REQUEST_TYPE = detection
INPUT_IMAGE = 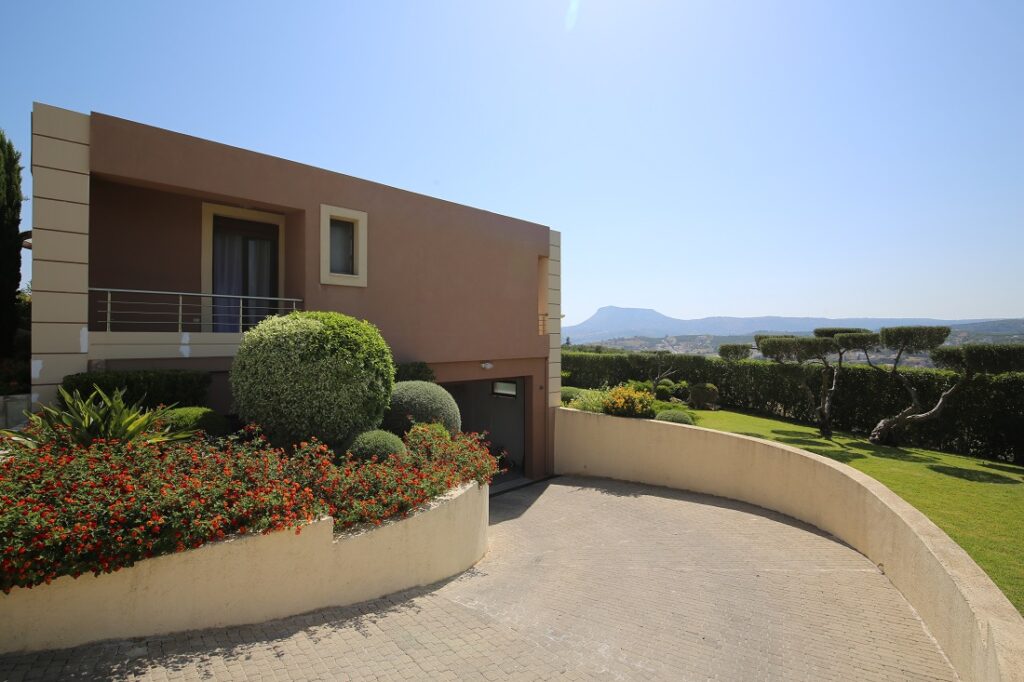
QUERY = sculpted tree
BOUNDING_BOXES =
[755,328,867,439]
[718,343,751,362]
[841,326,1024,444]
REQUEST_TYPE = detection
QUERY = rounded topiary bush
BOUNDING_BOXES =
[349,429,407,460]
[655,409,695,425]
[688,383,720,410]
[230,311,395,446]
[561,386,583,404]
[382,381,461,435]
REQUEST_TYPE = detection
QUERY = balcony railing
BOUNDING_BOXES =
[89,288,303,333]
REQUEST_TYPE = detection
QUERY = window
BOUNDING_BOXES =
[492,381,518,398]
[320,204,368,287]
[330,219,355,275]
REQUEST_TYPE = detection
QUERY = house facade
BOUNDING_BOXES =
[29,103,562,478]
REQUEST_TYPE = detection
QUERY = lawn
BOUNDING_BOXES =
[691,408,1024,614]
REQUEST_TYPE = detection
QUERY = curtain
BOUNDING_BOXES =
[213,230,244,332]
[246,238,274,326]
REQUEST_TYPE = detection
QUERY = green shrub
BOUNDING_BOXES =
[880,326,950,352]
[2,385,194,448]
[567,388,606,413]
[654,380,675,401]
[655,409,695,425]
[672,380,689,401]
[61,369,210,409]
[395,361,436,383]
[230,311,395,446]
[561,386,583,404]
[602,385,655,418]
[718,344,752,362]
[162,406,230,437]
[688,383,720,409]
[382,380,461,435]
[349,429,407,460]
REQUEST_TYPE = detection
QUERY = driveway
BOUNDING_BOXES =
[0,477,956,680]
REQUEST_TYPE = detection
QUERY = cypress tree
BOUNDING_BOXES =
[0,130,23,357]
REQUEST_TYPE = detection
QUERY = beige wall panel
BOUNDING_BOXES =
[31,229,88,264]
[88,331,242,346]
[32,261,88,294]
[549,347,561,365]
[32,324,89,354]
[33,198,89,234]
[32,103,90,144]
[31,292,88,323]
[548,273,560,291]
[31,354,89,387]
[548,302,560,319]
[88,344,240,361]
[547,361,561,381]
[549,230,561,246]
[549,259,560,276]
[549,333,561,350]
[32,167,89,204]
[547,287,561,306]
[549,244,561,261]
[32,135,89,173]
[31,385,58,408]
[547,317,561,336]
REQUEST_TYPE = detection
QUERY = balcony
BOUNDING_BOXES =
[89,288,303,334]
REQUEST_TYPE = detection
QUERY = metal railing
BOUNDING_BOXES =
[89,288,303,333]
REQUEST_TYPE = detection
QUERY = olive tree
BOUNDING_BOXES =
[755,328,867,438]
[846,326,1024,444]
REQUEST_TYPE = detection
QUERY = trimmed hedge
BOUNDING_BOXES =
[230,311,395,447]
[382,381,461,435]
[349,429,407,460]
[61,370,210,409]
[562,350,1024,461]
[395,361,436,383]
[655,409,694,425]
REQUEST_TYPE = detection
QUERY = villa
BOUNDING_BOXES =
[28,102,562,479]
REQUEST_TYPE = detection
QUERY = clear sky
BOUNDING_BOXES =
[3,1,1022,325]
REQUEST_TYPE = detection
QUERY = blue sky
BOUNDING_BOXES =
[4,1,1022,325]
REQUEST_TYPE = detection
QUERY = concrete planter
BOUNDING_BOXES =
[0,482,489,654]
[0,394,30,429]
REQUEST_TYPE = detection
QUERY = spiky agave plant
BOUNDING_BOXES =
[0,384,195,448]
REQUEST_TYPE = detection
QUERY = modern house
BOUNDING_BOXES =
[28,103,562,478]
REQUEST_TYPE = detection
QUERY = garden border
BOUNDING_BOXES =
[0,482,488,654]
[554,408,1024,682]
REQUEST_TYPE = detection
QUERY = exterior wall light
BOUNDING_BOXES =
[481,361,494,370]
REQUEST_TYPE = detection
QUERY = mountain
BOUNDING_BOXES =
[563,306,1011,344]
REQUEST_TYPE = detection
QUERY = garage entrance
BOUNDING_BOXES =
[443,378,526,485]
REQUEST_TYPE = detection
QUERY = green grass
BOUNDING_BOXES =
[691,408,1024,614]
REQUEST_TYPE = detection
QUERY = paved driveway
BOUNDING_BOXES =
[0,477,957,680]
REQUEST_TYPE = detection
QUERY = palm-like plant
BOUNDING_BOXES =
[0,385,195,448]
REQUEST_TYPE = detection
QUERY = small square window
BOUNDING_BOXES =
[320,204,368,287]
[330,219,355,275]
[492,381,517,398]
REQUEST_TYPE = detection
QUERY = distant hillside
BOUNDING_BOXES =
[563,306,1010,344]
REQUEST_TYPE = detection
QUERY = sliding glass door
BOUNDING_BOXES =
[212,216,278,332]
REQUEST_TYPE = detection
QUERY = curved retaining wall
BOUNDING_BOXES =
[0,482,488,654]
[554,408,1024,682]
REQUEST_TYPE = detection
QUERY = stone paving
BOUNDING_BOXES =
[0,477,957,681]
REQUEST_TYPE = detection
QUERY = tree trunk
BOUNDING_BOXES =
[801,379,832,439]
[869,375,966,445]
[820,365,839,440]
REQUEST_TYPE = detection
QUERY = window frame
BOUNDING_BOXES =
[319,204,368,287]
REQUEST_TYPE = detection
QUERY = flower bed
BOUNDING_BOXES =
[0,425,497,593]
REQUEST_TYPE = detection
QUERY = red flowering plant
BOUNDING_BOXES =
[291,423,498,530]
[0,428,323,593]
[0,423,498,592]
